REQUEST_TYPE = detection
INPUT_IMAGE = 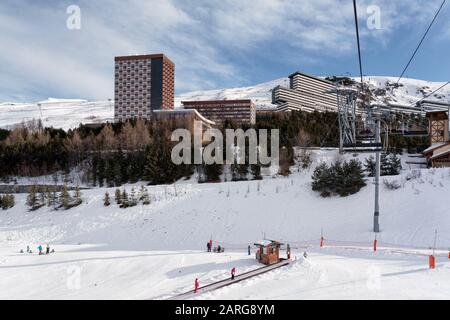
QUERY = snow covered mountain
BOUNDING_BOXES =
[1,76,449,130]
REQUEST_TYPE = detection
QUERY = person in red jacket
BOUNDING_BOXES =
[231,267,236,280]
[194,278,199,293]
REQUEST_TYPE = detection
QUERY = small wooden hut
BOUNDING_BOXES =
[254,240,283,265]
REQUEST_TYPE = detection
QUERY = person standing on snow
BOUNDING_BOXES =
[248,245,251,255]
[46,244,50,255]
[206,242,211,252]
[231,267,236,280]
[37,245,43,255]
[194,278,199,293]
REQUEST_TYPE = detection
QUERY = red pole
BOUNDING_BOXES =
[320,236,324,248]
[429,255,435,269]
[373,239,377,252]
[194,278,199,293]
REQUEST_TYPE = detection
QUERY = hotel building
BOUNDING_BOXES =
[182,99,256,126]
[114,54,175,121]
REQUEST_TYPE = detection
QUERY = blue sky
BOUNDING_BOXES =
[0,0,449,102]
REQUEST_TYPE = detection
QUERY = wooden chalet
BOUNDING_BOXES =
[423,111,450,167]
[254,240,283,265]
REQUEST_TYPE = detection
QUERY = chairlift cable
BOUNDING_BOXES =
[396,0,447,85]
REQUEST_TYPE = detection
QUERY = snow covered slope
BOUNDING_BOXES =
[1,76,449,130]
[0,98,114,130]
[1,150,449,250]
[0,150,449,299]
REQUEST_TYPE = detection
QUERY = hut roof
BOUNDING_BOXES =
[254,239,283,247]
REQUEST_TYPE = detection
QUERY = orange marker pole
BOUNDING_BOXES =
[429,255,435,269]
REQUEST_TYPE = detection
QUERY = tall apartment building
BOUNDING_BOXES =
[114,54,174,121]
[272,72,337,113]
[182,99,256,125]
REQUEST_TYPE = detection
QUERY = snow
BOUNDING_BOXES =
[0,149,449,299]
[2,76,449,130]
[254,240,274,246]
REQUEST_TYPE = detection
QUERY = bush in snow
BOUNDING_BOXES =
[103,192,110,206]
[312,159,366,197]
[383,179,401,190]
[115,188,121,205]
[26,185,44,211]
[0,194,15,210]
[365,153,402,177]
[299,149,313,170]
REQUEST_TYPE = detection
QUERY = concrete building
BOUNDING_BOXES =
[182,99,256,125]
[114,54,174,121]
[272,72,338,113]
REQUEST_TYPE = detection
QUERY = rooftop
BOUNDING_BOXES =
[114,53,174,66]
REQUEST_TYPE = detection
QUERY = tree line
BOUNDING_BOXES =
[0,111,426,186]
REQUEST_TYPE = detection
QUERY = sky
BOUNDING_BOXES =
[0,0,449,102]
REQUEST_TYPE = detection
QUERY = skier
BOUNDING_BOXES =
[217,245,221,253]
[26,245,30,253]
[231,267,236,280]
[194,278,199,293]
[46,244,50,255]
[248,245,251,255]
[37,245,43,255]
[206,241,211,252]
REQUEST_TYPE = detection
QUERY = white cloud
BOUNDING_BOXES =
[0,0,446,101]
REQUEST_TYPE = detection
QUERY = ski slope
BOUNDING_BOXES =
[0,150,449,299]
[1,76,449,130]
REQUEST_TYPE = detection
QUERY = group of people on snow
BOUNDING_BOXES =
[206,240,224,253]
[20,244,54,255]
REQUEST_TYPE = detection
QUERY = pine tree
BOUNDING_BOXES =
[138,185,146,201]
[250,163,262,180]
[38,191,46,208]
[144,144,160,184]
[0,194,13,210]
[103,191,111,206]
[105,159,115,187]
[120,189,129,208]
[380,153,390,176]
[73,185,82,206]
[141,187,150,205]
[6,194,15,209]
[364,155,376,177]
[26,185,40,210]
[311,163,331,197]
[387,153,402,176]
[59,185,71,209]
[203,163,223,182]
[129,187,138,207]
[115,188,121,205]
